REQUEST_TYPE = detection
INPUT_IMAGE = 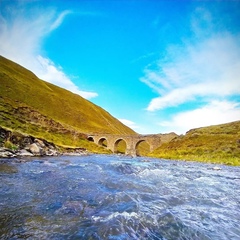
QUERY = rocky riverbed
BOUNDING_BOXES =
[0,126,88,158]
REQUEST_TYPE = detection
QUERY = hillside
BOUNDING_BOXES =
[0,56,136,151]
[149,121,240,166]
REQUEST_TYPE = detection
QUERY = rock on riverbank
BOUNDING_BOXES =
[0,126,88,158]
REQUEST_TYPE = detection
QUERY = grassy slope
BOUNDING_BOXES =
[0,56,136,151]
[149,121,240,166]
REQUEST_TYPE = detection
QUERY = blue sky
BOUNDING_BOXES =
[0,0,240,134]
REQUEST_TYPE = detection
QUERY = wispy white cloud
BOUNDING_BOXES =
[49,10,72,31]
[158,100,240,134]
[37,56,98,98]
[141,7,240,133]
[0,2,98,99]
[118,118,140,130]
[141,33,240,111]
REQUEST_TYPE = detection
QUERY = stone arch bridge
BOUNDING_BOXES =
[87,133,176,156]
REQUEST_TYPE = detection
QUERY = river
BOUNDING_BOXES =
[0,155,239,239]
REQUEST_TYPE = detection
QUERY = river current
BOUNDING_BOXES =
[0,154,239,239]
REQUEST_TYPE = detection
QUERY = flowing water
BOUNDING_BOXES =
[0,155,240,240]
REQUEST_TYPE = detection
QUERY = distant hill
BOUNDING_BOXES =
[149,121,240,166]
[0,56,136,151]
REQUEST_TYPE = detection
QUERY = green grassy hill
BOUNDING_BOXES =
[149,121,240,166]
[0,56,136,151]
[1,55,239,163]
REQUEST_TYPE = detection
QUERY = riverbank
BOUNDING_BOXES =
[0,126,89,158]
[0,146,89,158]
[1,124,239,166]
[149,121,240,166]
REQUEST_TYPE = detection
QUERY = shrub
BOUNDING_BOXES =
[4,140,18,150]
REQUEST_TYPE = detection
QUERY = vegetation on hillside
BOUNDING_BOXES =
[149,121,240,166]
[0,56,136,152]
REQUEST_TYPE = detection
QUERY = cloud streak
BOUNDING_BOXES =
[37,56,98,98]
[159,100,240,134]
[141,6,240,133]
[0,2,98,99]
[141,33,240,111]
[49,10,72,31]
[118,119,140,131]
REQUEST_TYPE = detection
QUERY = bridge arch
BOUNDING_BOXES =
[114,138,127,154]
[87,136,94,142]
[98,138,108,147]
[135,140,150,156]
[135,139,147,148]
[86,133,175,157]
